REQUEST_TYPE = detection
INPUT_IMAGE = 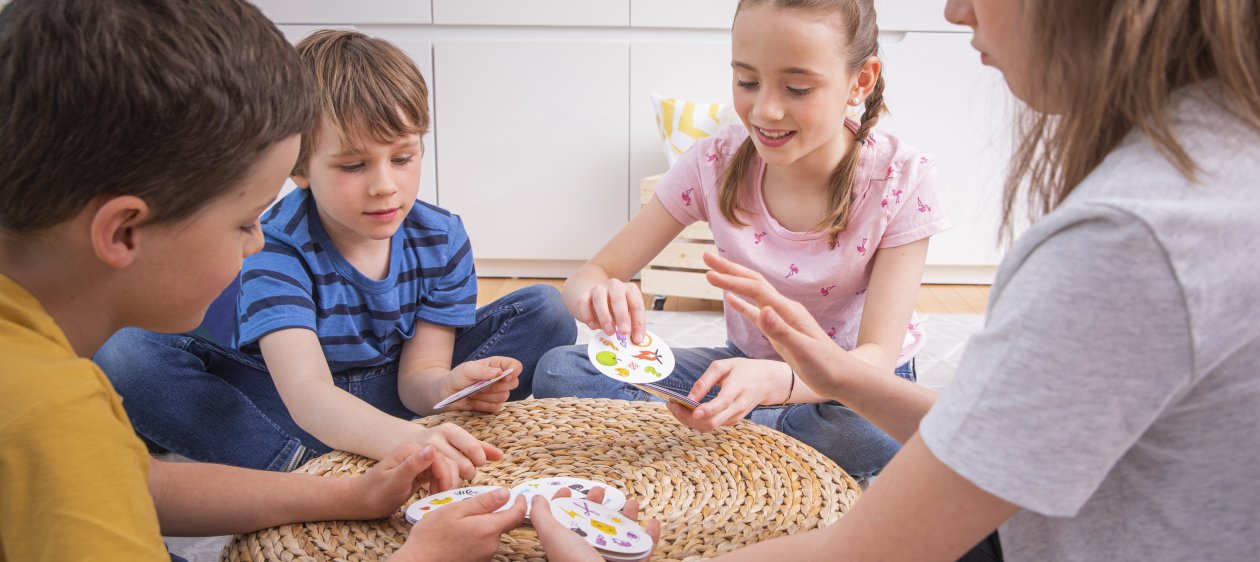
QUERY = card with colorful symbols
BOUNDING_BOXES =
[510,477,627,519]
[586,330,675,384]
[548,496,653,560]
[404,486,503,523]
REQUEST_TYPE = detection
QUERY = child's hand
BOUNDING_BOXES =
[411,424,504,483]
[573,278,647,345]
[532,487,660,562]
[667,358,788,432]
[442,356,523,413]
[351,444,459,519]
[702,252,850,398]
[396,487,526,562]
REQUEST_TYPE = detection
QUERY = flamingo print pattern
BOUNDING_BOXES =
[754,231,767,244]
[886,165,898,180]
[826,327,837,340]
[917,197,932,213]
[857,238,868,256]
[786,264,799,279]
[705,152,718,163]
[820,285,836,296]
[681,188,694,207]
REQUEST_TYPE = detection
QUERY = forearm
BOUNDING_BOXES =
[398,366,449,415]
[286,381,422,460]
[826,358,937,443]
[148,459,369,536]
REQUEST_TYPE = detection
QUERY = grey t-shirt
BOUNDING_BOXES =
[919,83,1260,561]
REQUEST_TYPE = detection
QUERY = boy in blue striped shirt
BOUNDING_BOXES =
[96,30,577,476]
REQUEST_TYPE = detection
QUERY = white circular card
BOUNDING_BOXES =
[511,477,627,519]
[585,330,675,384]
[549,496,653,555]
[404,486,501,523]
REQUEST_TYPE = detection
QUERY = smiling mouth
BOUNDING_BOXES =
[754,126,797,146]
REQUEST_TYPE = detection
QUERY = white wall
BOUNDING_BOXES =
[254,0,1013,283]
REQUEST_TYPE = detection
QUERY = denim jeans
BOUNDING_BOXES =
[532,341,915,480]
[95,284,576,471]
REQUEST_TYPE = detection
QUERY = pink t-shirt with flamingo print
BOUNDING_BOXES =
[655,123,952,364]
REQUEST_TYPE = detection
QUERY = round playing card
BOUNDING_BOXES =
[586,330,675,384]
[404,486,501,523]
[511,477,627,518]
[549,497,652,556]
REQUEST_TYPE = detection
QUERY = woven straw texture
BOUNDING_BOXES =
[222,398,860,561]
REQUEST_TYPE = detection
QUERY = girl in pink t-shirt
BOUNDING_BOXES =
[533,0,951,479]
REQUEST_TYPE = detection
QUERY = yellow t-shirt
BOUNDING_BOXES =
[0,274,167,562]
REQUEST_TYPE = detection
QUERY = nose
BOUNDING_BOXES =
[244,221,264,257]
[751,89,785,125]
[367,161,399,198]
[943,0,976,28]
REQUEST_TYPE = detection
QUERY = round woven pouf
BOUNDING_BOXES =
[222,398,860,562]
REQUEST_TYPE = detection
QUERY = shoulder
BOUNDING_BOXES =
[259,188,315,241]
[403,200,466,238]
[1,355,118,435]
[865,128,937,185]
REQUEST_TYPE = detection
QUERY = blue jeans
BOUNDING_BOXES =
[532,342,915,480]
[95,285,576,471]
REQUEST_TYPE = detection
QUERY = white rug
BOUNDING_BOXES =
[168,312,984,560]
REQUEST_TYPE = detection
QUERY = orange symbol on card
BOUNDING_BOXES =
[632,349,664,364]
[430,498,453,506]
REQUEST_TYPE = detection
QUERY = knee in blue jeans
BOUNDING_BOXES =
[514,284,577,347]
[94,328,182,392]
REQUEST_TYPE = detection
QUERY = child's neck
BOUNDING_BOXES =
[0,231,122,357]
[761,128,857,232]
[324,226,394,281]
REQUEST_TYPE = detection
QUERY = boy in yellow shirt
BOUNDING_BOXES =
[0,0,529,560]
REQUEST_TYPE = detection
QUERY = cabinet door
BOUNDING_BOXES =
[629,41,732,215]
[630,0,737,29]
[878,31,1015,267]
[876,0,967,33]
[434,41,630,261]
[254,0,432,24]
[433,0,627,26]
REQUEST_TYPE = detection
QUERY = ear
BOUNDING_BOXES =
[89,195,152,269]
[852,56,882,101]
[290,171,311,190]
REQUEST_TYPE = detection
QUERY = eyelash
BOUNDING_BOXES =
[338,155,415,173]
[736,80,812,96]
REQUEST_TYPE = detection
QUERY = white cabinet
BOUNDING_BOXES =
[877,32,1014,275]
[253,0,432,24]
[433,41,629,262]
[629,41,732,215]
[433,0,627,26]
[630,0,737,29]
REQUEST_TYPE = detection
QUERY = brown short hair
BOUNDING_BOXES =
[0,0,315,233]
[292,30,431,175]
[1003,0,1260,241]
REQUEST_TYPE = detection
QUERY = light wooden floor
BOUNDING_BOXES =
[477,278,990,314]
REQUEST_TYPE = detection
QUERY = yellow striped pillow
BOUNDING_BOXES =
[651,93,727,166]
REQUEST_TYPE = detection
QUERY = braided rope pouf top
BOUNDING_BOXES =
[222,398,860,562]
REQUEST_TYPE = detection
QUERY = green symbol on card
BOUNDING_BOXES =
[596,351,619,366]
[645,366,663,378]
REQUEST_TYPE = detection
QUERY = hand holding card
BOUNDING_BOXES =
[531,490,660,562]
[433,365,511,413]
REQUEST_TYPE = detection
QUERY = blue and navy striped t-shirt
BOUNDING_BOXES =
[233,188,478,373]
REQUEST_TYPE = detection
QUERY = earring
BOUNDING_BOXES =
[850,97,862,106]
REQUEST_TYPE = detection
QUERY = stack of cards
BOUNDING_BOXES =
[549,496,654,561]
[404,485,501,523]
[586,330,697,410]
[433,368,514,410]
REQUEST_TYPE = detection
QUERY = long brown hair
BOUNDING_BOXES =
[1003,0,1260,241]
[721,0,888,248]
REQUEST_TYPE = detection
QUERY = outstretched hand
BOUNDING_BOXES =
[702,251,860,399]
